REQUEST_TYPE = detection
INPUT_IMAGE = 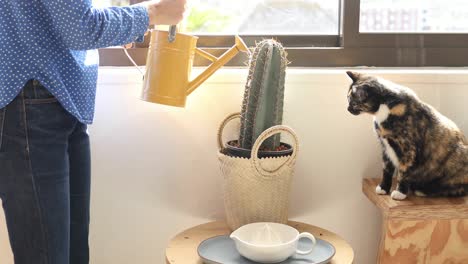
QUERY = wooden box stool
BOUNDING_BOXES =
[363,178,468,264]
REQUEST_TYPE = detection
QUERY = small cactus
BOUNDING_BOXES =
[239,39,287,150]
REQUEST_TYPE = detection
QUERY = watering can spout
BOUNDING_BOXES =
[186,36,249,95]
[141,31,249,107]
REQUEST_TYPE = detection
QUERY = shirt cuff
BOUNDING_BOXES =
[132,5,150,43]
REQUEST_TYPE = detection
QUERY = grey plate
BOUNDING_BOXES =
[198,235,336,264]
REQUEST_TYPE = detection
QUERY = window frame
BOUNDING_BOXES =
[99,0,468,67]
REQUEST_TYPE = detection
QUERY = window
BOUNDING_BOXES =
[95,0,468,67]
[185,0,339,35]
[360,0,468,33]
[94,0,340,34]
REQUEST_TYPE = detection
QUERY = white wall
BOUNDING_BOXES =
[0,68,467,264]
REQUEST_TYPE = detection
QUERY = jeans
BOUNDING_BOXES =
[0,80,91,264]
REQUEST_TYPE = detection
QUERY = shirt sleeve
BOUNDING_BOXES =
[41,0,149,50]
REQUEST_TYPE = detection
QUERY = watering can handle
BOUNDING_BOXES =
[123,46,145,75]
[123,25,178,75]
[168,25,177,42]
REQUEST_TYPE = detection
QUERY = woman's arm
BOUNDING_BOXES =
[41,0,185,50]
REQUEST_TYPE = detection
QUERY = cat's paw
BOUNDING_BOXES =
[391,190,407,200]
[375,185,387,195]
[414,190,427,197]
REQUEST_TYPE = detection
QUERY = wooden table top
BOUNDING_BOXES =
[166,221,354,264]
[363,178,468,219]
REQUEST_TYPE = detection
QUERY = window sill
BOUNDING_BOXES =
[97,66,468,86]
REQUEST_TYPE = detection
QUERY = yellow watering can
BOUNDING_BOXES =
[138,28,249,107]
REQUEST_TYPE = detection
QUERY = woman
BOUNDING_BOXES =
[0,0,185,263]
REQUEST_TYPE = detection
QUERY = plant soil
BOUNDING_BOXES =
[228,141,290,152]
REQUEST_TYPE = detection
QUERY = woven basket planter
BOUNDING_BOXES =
[217,113,299,230]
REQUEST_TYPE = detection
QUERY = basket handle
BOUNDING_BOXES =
[251,125,299,177]
[217,112,241,150]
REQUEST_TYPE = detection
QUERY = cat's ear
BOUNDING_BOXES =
[346,71,362,82]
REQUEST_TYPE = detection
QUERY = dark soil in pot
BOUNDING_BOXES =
[221,140,293,158]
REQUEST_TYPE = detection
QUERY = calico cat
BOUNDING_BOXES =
[346,71,468,200]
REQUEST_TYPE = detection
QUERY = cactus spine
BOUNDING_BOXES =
[239,39,287,150]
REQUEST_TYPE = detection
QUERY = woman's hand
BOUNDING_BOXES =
[139,0,187,25]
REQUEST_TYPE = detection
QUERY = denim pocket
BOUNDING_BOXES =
[0,107,5,151]
[24,84,58,104]
[25,97,58,104]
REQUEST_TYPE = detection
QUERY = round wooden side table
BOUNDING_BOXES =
[166,221,354,264]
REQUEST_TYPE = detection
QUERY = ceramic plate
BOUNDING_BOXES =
[198,235,336,264]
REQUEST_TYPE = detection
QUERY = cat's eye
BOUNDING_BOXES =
[355,89,367,101]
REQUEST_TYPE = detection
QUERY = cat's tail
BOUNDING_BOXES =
[448,185,467,197]
[461,164,468,185]
[414,182,467,197]
[455,150,468,185]
[428,185,467,197]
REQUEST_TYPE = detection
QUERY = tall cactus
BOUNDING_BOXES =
[239,39,287,150]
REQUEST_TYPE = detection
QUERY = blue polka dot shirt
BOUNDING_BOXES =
[0,1,149,124]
